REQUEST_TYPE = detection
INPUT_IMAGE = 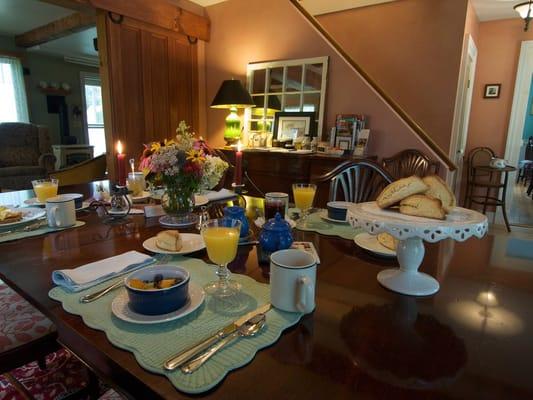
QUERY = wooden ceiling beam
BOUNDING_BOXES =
[37,0,94,14]
[89,0,210,42]
[15,12,96,48]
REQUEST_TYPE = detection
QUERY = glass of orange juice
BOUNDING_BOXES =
[32,178,59,203]
[292,183,317,225]
[201,218,242,298]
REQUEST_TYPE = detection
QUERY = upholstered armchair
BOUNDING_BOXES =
[0,123,56,190]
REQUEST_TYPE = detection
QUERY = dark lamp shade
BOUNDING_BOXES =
[210,79,255,109]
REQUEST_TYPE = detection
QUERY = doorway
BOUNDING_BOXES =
[504,40,533,227]
[450,35,477,198]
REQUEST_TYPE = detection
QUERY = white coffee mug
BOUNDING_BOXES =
[270,249,317,314]
[490,157,506,169]
[46,195,76,228]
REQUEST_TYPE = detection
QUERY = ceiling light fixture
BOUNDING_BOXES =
[514,0,533,31]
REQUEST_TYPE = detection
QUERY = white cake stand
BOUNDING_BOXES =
[348,202,488,296]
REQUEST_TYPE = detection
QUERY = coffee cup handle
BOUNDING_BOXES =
[296,276,312,313]
[51,206,60,227]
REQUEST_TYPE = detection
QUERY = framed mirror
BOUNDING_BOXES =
[245,56,328,144]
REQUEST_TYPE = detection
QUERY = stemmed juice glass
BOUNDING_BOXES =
[292,183,317,226]
[201,218,242,298]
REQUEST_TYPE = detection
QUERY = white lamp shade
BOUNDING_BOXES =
[515,2,533,19]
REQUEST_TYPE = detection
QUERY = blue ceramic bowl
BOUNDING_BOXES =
[326,201,351,221]
[125,265,190,315]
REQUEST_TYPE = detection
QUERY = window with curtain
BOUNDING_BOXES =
[0,56,29,123]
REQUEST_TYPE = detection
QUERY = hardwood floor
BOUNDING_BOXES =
[508,182,533,227]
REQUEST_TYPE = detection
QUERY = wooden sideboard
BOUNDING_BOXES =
[219,149,376,205]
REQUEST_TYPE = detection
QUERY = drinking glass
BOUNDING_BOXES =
[127,172,146,196]
[201,218,242,297]
[292,183,317,225]
[32,178,58,202]
[264,192,289,220]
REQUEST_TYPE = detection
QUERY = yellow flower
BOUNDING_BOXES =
[164,138,175,146]
[150,142,161,152]
[186,149,205,163]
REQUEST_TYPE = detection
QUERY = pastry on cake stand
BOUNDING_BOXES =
[348,202,488,296]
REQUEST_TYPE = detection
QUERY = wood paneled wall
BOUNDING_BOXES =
[97,11,199,180]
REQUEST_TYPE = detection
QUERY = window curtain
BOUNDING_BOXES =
[0,56,29,123]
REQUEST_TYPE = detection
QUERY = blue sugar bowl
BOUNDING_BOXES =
[223,206,250,238]
[259,213,293,253]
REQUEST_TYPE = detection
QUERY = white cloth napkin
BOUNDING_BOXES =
[52,251,155,292]
[203,189,236,202]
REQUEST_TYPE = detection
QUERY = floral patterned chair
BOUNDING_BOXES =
[0,122,56,190]
[0,279,60,391]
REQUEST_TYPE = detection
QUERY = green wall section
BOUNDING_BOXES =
[0,35,99,145]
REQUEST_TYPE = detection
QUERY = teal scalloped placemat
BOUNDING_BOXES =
[293,209,363,240]
[0,220,85,243]
[49,256,302,394]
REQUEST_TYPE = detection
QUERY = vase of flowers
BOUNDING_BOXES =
[140,121,228,226]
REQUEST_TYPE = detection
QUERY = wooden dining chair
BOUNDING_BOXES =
[464,147,496,209]
[312,160,393,205]
[382,149,440,180]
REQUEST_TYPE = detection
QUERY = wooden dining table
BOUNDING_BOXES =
[1,182,532,399]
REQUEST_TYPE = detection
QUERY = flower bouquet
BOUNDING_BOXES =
[140,121,228,225]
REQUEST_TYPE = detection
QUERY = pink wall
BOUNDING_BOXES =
[204,0,443,164]
[466,18,533,157]
[317,0,469,153]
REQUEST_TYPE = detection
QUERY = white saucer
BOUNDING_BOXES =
[24,197,90,211]
[319,209,349,224]
[354,232,396,258]
[129,191,151,203]
[142,233,205,255]
[254,216,296,229]
[111,283,205,324]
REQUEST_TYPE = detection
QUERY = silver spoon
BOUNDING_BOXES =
[180,313,266,374]
[79,280,124,303]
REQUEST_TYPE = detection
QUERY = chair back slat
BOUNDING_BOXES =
[314,160,393,204]
[382,149,439,180]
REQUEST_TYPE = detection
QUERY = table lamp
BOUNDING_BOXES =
[210,79,255,145]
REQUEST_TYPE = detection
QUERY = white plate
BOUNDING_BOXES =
[142,233,205,255]
[129,191,151,203]
[0,208,46,228]
[319,209,349,224]
[254,216,296,229]
[354,232,396,257]
[24,197,90,211]
[148,192,209,207]
[111,283,205,325]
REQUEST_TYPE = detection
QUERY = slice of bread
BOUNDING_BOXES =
[377,232,398,251]
[399,194,446,220]
[422,175,456,213]
[376,176,428,208]
[156,230,183,251]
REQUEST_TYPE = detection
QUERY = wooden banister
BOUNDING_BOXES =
[289,0,457,171]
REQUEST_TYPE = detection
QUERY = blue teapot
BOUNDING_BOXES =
[223,206,249,238]
[259,213,293,252]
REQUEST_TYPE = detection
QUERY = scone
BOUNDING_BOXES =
[376,176,428,208]
[422,175,456,213]
[399,194,446,220]
[377,232,398,251]
[156,230,182,251]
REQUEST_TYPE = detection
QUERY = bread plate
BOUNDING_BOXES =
[354,232,396,258]
[142,233,205,255]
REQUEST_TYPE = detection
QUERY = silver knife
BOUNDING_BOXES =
[163,303,271,371]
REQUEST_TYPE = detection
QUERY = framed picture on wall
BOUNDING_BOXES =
[273,112,316,140]
[484,84,501,99]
